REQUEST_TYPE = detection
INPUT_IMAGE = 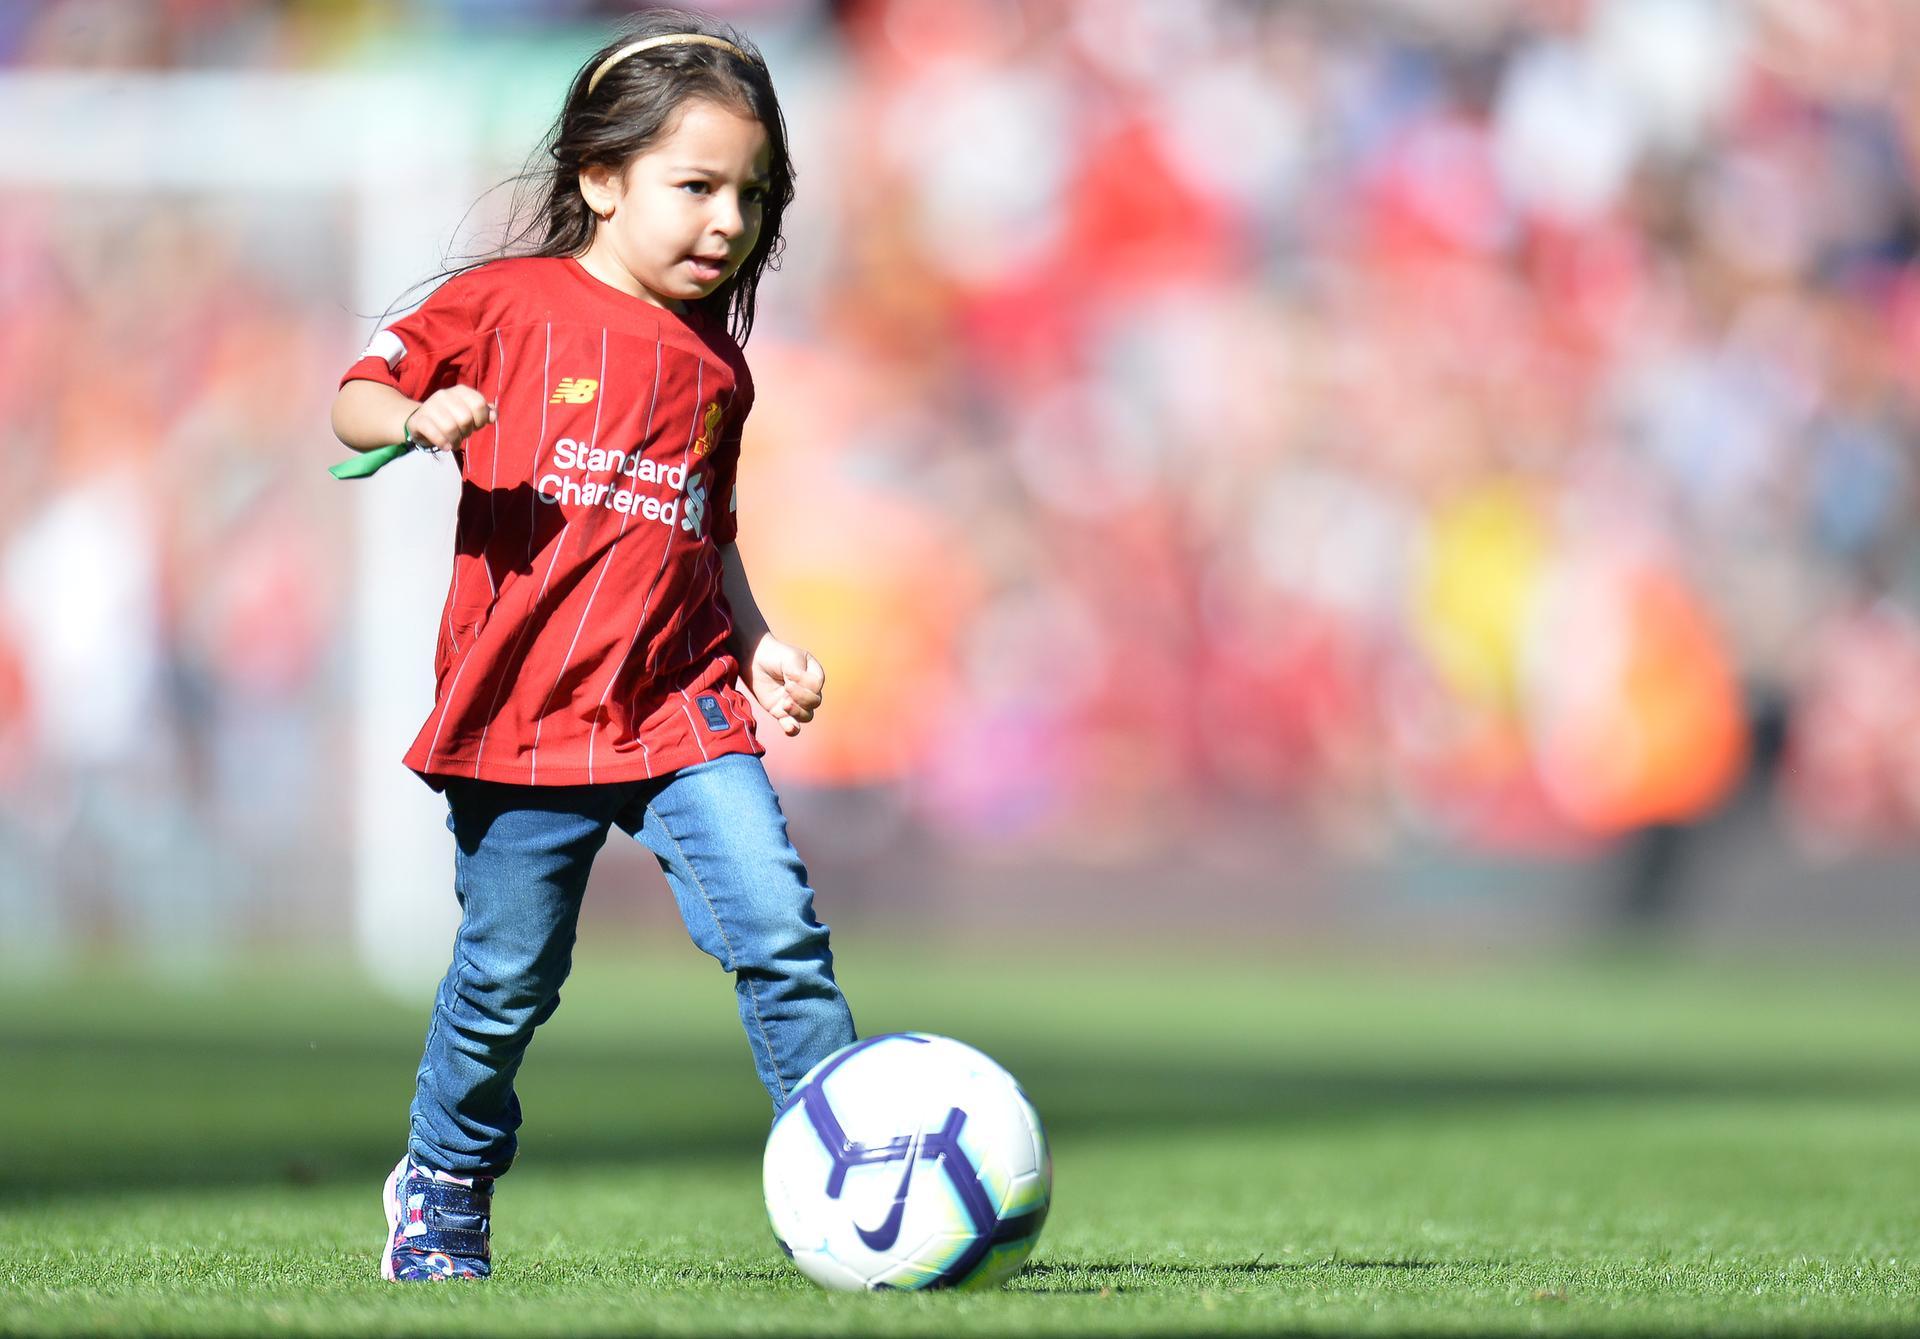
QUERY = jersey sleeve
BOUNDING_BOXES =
[339,273,482,401]
[709,380,752,547]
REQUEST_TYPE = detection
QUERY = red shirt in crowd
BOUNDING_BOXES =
[340,256,762,788]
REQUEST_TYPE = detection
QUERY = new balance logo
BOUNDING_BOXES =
[550,377,598,404]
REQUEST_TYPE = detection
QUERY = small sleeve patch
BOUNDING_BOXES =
[362,328,407,369]
[695,694,730,732]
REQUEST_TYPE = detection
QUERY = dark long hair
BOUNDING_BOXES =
[434,9,792,344]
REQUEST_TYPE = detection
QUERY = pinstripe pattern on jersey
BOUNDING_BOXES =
[471,322,561,776]
[606,358,709,779]
[419,324,542,772]
[563,336,661,785]
[528,327,611,782]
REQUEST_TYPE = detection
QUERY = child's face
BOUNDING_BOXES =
[581,99,771,310]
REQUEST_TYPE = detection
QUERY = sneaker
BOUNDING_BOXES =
[379,1154,494,1282]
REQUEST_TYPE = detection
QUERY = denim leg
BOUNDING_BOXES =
[617,754,856,1110]
[408,781,620,1176]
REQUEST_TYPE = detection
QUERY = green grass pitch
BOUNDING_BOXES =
[3,938,1918,1336]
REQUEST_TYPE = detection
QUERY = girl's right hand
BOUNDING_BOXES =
[404,386,496,451]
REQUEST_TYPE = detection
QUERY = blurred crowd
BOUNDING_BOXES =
[5,0,1920,948]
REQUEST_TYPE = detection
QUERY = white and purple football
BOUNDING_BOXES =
[762,1033,1051,1291]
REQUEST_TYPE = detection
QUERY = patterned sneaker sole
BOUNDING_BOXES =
[379,1156,406,1282]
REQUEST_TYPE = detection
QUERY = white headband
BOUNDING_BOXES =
[587,33,754,95]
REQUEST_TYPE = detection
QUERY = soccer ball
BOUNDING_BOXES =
[763,1032,1051,1291]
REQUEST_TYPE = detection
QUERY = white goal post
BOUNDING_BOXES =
[0,72,484,994]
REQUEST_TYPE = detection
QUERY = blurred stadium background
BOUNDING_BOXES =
[4,0,1920,985]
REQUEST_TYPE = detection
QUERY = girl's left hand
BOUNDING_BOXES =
[747,634,825,737]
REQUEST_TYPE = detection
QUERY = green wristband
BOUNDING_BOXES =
[326,407,421,480]
[328,442,412,480]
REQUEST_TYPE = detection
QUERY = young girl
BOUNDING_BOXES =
[329,11,857,1283]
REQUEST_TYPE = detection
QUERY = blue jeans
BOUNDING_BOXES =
[406,753,856,1177]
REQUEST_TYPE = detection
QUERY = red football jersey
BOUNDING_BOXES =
[340,256,762,787]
